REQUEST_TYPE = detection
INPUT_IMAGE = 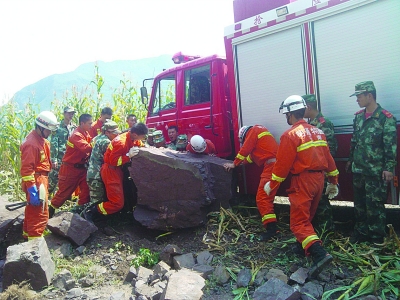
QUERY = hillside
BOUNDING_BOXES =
[12,55,175,111]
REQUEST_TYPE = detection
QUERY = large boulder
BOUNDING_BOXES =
[130,148,232,230]
[3,237,55,291]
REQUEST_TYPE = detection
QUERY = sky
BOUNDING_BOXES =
[0,0,234,104]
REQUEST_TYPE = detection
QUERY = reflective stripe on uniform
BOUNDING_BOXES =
[22,175,35,182]
[117,156,122,166]
[258,131,273,139]
[297,140,327,152]
[302,234,319,248]
[98,202,108,215]
[246,155,253,163]
[236,153,245,160]
[261,214,276,222]
[28,235,43,240]
[67,140,74,148]
[272,173,285,182]
[327,169,339,176]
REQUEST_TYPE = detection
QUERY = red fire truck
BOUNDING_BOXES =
[141,0,400,204]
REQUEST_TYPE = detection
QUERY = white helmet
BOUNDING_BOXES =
[190,135,206,153]
[279,95,307,114]
[36,111,59,131]
[238,126,252,143]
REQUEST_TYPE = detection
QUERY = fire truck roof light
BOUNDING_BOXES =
[172,52,201,64]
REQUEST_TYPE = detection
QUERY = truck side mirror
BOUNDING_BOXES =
[140,87,149,106]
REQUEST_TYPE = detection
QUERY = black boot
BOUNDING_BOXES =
[308,242,333,278]
[260,222,280,242]
[83,205,100,223]
[48,206,56,218]
[292,241,305,257]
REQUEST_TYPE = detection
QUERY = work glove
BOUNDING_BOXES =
[127,146,139,158]
[264,181,272,196]
[325,183,339,199]
[27,185,41,206]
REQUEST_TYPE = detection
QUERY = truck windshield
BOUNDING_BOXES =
[150,74,176,115]
[184,65,211,105]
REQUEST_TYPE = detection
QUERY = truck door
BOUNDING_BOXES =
[146,73,177,130]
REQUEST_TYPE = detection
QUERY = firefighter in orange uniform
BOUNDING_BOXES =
[49,114,93,216]
[83,123,148,222]
[89,107,113,138]
[186,135,216,155]
[20,111,58,239]
[224,125,279,241]
[264,95,339,278]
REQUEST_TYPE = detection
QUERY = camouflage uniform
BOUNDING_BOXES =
[86,121,120,204]
[49,114,77,194]
[167,141,177,150]
[349,81,397,241]
[303,94,338,233]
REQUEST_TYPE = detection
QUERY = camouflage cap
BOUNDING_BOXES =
[147,128,156,137]
[153,130,165,143]
[349,81,376,97]
[301,94,316,103]
[64,106,76,113]
[176,134,188,150]
[102,120,121,134]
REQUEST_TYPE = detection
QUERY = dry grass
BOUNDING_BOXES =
[0,281,38,300]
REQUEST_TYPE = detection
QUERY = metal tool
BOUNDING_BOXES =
[5,201,27,211]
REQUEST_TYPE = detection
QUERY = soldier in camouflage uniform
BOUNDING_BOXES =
[49,106,77,195]
[303,94,338,233]
[86,120,121,204]
[166,125,179,150]
[346,81,397,244]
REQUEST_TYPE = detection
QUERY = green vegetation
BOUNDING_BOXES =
[130,248,160,268]
[0,65,148,201]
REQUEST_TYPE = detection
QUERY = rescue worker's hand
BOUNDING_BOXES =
[382,171,393,182]
[223,162,235,171]
[27,185,41,206]
[325,183,339,199]
[264,181,272,196]
[127,147,139,158]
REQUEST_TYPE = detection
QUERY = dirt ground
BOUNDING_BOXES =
[1,200,399,300]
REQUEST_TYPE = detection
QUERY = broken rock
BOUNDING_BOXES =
[3,237,55,291]
[47,212,98,245]
[130,148,232,230]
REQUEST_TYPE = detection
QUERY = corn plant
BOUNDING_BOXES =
[0,65,148,201]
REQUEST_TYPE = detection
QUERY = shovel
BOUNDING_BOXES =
[5,184,47,211]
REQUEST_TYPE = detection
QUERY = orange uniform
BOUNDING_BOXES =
[89,118,104,138]
[270,120,338,254]
[20,130,51,239]
[51,127,92,208]
[99,132,144,215]
[186,139,216,155]
[234,125,278,226]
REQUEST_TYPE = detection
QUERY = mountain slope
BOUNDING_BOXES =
[12,55,175,110]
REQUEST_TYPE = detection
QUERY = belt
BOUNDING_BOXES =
[265,158,276,165]
[292,170,323,176]
[35,171,49,176]
[63,162,87,169]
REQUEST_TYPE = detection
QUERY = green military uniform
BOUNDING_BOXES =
[48,107,77,194]
[303,94,338,233]
[86,121,120,204]
[167,141,177,150]
[349,81,397,242]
